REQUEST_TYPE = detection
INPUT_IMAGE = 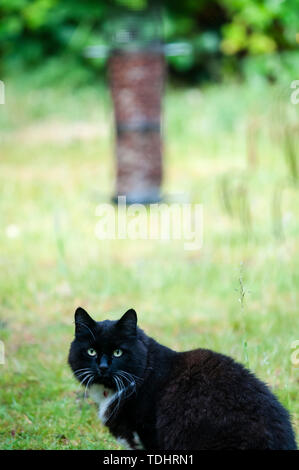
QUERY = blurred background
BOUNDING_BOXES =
[0,0,298,449]
[1,0,299,84]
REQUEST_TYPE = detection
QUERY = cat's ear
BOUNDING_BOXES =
[74,307,96,337]
[116,309,137,337]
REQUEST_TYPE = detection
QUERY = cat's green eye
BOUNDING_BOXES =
[113,349,123,358]
[87,348,97,357]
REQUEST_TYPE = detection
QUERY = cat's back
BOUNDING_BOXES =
[156,347,297,450]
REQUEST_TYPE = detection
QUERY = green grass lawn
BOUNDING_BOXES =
[0,78,298,449]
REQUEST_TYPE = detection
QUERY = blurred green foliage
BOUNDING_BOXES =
[0,0,298,84]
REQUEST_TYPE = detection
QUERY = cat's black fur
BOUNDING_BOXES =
[68,307,297,450]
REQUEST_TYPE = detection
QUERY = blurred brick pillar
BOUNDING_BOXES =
[108,48,165,204]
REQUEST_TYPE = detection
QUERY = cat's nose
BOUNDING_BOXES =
[99,365,109,375]
[98,354,109,375]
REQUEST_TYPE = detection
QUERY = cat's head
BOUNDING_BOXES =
[68,307,148,392]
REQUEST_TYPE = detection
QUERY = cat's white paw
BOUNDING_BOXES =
[117,432,144,450]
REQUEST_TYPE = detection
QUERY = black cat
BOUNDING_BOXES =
[68,307,297,450]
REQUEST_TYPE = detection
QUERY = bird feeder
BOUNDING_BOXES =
[85,7,191,205]
[108,45,164,204]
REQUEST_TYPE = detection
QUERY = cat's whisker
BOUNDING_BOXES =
[115,373,127,390]
[74,368,93,382]
[79,373,93,387]
[118,370,144,385]
[117,371,138,396]
[110,374,131,422]
[117,375,126,396]
[76,370,92,379]
[117,370,134,381]
[84,375,94,400]
[74,368,91,374]
[105,376,122,423]
[80,374,92,386]
[115,372,136,402]
[75,370,92,382]
[113,376,122,417]
[117,374,135,394]
[125,372,143,382]
[75,370,91,376]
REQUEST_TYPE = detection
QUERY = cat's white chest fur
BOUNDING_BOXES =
[88,384,116,423]
[88,383,144,450]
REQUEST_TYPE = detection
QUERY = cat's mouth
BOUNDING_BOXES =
[94,375,116,391]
